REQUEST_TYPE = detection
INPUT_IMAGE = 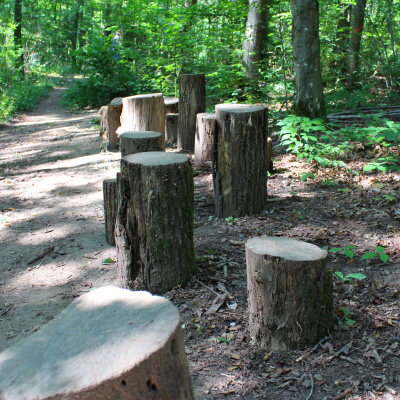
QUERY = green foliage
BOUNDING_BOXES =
[339,307,356,325]
[330,245,389,264]
[299,172,315,182]
[225,216,239,226]
[334,271,367,283]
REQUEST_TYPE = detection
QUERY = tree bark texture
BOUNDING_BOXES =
[194,113,215,167]
[120,131,163,157]
[0,286,194,400]
[14,0,24,78]
[164,97,179,114]
[246,236,333,350]
[107,101,122,151]
[347,0,367,86]
[267,136,273,173]
[115,152,195,294]
[120,93,166,149]
[291,0,326,119]
[177,74,206,152]
[165,113,179,145]
[213,104,268,218]
[103,178,117,246]
[242,0,268,79]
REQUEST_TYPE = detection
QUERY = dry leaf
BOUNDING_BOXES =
[230,353,241,360]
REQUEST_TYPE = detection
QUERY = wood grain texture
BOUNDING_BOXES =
[194,113,215,166]
[103,178,117,245]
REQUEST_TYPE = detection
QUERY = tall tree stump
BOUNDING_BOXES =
[267,137,273,173]
[194,113,215,167]
[165,113,179,145]
[213,104,268,218]
[119,93,165,149]
[177,74,206,152]
[0,286,194,400]
[164,97,179,114]
[246,236,333,350]
[107,100,122,151]
[115,152,195,294]
[120,131,163,157]
[103,178,117,245]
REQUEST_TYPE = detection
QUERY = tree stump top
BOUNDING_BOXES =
[215,104,265,114]
[197,113,216,119]
[124,93,163,101]
[164,97,178,105]
[120,131,162,140]
[246,236,327,261]
[0,286,181,399]
[125,151,189,166]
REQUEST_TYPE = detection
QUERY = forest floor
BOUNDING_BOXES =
[1,83,400,400]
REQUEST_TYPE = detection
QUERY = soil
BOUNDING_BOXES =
[1,83,400,400]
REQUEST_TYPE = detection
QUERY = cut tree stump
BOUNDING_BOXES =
[165,113,179,145]
[213,104,268,218]
[103,178,117,246]
[115,152,195,294]
[267,137,273,173]
[107,100,122,151]
[0,286,194,400]
[120,131,163,157]
[164,97,179,114]
[177,74,206,152]
[246,236,333,350]
[119,93,165,149]
[194,113,215,167]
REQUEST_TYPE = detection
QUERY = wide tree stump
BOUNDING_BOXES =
[119,93,165,149]
[246,236,333,350]
[120,131,163,157]
[165,113,178,145]
[103,178,117,246]
[177,74,206,152]
[164,97,179,114]
[107,100,122,151]
[0,286,194,400]
[115,152,195,294]
[213,104,268,218]
[194,112,215,167]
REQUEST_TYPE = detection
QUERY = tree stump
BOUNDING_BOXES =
[213,104,268,218]
[103,178,117,246]
[165,113,179,145]
[115,152,195,294]
[177,74,206,152]
[107,100,122,151]
[120,131,163,157]
[164,97,179,114]
[194,113,215,167]
[99,106,108,138]
[267,136,273,173]
[119,93,165,149]
[0,286,194,400]
[246,236,333,350]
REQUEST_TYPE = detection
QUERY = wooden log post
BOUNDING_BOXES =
[246,236,333,350]
[177,74,206,152]
[119,93,166,149]
[164,97,179,114]
[165,113,179,145]
[107,100,122,151]
[0,286,194,399]
[120,131,163,157]
[115,152,195,294]
[103,178,117,246]
[194,113,215,167]
[213,104,268,218]
[267,136,273,173]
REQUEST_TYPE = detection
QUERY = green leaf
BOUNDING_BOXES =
[341,307,350,316]
[344,273,366,280]
[375,246,385,253]
[359,252,378,261]
[344,249,354,259]
[217,336,231,343]
[329,248,343,253]
[335,271,344,280]
[102,257,116,264]
[380,253,389,263]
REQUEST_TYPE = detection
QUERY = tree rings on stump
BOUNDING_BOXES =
[120,131,163,157]
[246,236,332,350]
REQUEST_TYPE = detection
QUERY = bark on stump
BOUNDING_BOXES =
[213,104,268,218]
[165,113,179,145]
[107,100,122,151]
[164,97,179,114]
[103,178,117,246]
[177,74,206,152]
[115,152,195,294]
[246,236,333,350]
[119,93,166,149]
[267,136,273,173]
[194,113,215,167]
[0,286,194,400]
[120,131,163,157]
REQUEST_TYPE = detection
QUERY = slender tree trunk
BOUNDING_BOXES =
[346,0,367,87]
[335,3,352,75]
[291,0,326,119]
[388,0,397,88]
[242,0,268,79]
[71,0,82,68]
[14,0,24,79]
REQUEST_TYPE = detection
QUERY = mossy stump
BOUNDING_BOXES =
[213,104,268,218]
[103,178,117,246]
[115,152,195,294]
[194,113,215,167]
[246,236,333,350]
[120,131,163,157]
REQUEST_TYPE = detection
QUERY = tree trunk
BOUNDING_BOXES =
[291,0,326,119]
[194,113,215,167]
[177,74,206,152]
[0,286,194,399]
[246,236,332,350]
[334,4,352,77]
[115,152,195,294]
[213,104,268,218]
[164,97,179,114]
[14,0,24,78]
[242,0,268,79]
[346,0,367,86]
[119,93,165,149]
[165,113,179,145]
[107,101,122,151]
[103,178,117,246]
[70,0,82,68]
[120,131,163,157]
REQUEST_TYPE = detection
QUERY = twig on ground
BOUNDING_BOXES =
[193,277,219,296]
[305,373,314,400]
[333,388,353,400]
[296,335,330,362]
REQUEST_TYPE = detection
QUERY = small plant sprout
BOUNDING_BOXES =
[329,245,357,260]
[290,186,296,196]
[321,178,336,186]
[359,246,389,263]
[340,307,356,325]
[334,271,366,283]
[299,172,314,182]
[225,216,238,225]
